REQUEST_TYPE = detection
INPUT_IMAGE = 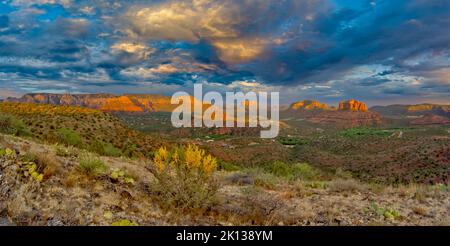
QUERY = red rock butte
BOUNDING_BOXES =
[338,100,368,112]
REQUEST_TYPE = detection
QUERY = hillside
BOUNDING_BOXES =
[371,104,450,118]
[0,134,448,226]
[411,114,450,125]
[0,102,162,158]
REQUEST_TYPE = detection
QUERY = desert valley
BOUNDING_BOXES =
[0,93,448,226]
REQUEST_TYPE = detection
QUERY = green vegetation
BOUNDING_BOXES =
[218,160,241,171]
[0,148,15,157]
[0,102,161,160]
[368,203,401,220]
[89,140,122,157]
[0,113,31,136]
[56,128,82,147]
[109,168,136,185]
[278,137,310,146]
[340,127,393,138]
[54,144,79,158]
[121,142,138,158]
[78,153,107,176]
[264,161,320,181]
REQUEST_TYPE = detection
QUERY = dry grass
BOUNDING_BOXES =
[328,178,366,193]
[78,153,107,177]
[22,151,60,181]
[412,206,427,216]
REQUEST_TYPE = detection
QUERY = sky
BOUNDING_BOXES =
[0,0,449,106]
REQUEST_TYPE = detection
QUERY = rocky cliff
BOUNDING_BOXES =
[5,93,175,112]
[286,99,380,127]
[289,100,333,111]
[338,100,368,112]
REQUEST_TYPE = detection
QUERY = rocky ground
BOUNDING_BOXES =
[0,134,449,226]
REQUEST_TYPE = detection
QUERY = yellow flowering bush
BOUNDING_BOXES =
[152,144,218,211]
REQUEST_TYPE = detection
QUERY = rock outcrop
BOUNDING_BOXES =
[285,99,380,127]
[338,100,368,112]
[5,93,175,112]
[289,100,333,111]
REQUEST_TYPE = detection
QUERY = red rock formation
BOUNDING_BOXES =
[5,93,176,112]
[307,111,382,128]
[289,100,333,111]
[339,99,368,112]
[284,99,380,127]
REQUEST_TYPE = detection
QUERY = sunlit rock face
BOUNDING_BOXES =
[289,100,333,111]
[284,99,381,128]
[5,93,176,113]
[338,100,368,112]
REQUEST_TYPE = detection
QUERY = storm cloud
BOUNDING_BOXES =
[0,0,448,105]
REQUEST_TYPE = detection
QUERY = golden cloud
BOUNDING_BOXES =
[212,38,268,63]
[126,0,240,42]
[124,0,269,63]
[111,42,155,60]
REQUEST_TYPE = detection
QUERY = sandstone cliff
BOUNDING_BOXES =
[5,93,175,112]
[286,99,380,127]
[289,100,333,111]
[338,100,368,112]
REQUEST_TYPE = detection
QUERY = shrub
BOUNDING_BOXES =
[369,203,401,220]
[264,161,320,181]
[218,160,241,171]
[278,137,309,146]
[0,113,31,136]
[78,153,107,176]
[151,144,218,211]
[265,161,291,177]
[56,128,82,147]
[291,163,319,181]
[109,168,136,185]
[54,144,79,158]
[89,140,122,157]
[122,143,138,158]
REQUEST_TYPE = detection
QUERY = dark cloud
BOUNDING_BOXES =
[0,15,9,28]
[0,0,448,104]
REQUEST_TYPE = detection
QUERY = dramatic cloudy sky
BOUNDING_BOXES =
[0,0,449,105]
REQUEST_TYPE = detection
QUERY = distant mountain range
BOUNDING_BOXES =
[370,104,450,118]
[3,94,450,126]
[3,93,176,112]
